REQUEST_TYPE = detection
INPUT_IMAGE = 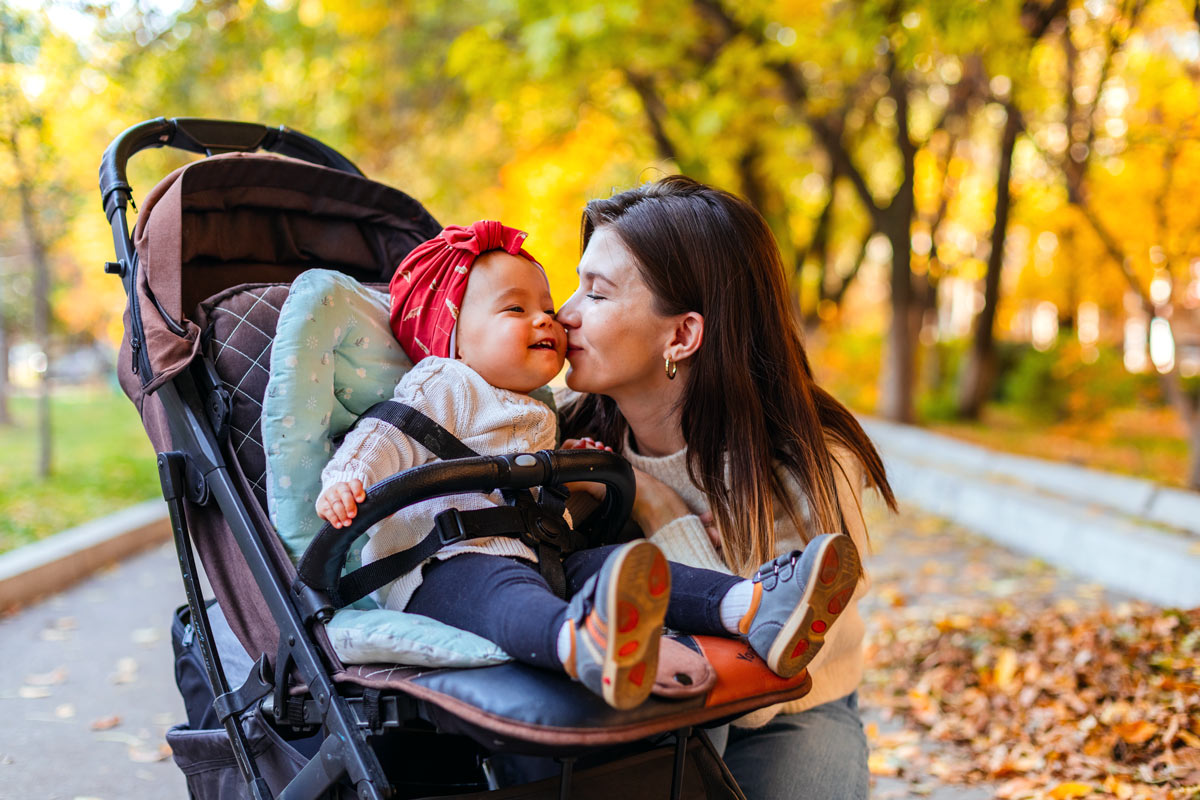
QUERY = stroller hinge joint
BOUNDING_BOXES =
[194,356,232,444]
[159,450,211,505]
[291,579,335,625]
[213,654,274,725]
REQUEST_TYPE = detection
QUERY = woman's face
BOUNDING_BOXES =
[557,226,677,400]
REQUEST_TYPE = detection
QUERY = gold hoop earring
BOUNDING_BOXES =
[665,356,677,380]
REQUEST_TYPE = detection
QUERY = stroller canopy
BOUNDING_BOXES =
[123,151,440,396]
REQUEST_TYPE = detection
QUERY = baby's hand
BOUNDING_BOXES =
[316,480,366,528]
[562,437,613,452]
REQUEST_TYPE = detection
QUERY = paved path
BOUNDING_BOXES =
[0,497,1132,799]
[0,541,188,800]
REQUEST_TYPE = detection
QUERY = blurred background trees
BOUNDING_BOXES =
[1,0,1198,490]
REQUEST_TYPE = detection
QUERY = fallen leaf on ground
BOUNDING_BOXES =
[90,715,122,731]
[130,627,160,646]
[1116,720,1159,744]
[24,667,67,686]
[110,657,138,685]
[39,617,77,642]
[128,743,172,763]
[861,508,1200,800]
[868,751,901,777]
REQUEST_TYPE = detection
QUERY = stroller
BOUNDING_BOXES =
[100,118,817,799]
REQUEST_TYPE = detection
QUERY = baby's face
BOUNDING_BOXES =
[455,251,566,394]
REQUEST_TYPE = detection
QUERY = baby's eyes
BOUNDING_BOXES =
[502,306,558,318]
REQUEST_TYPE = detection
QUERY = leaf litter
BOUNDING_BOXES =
[860,502,1200,800]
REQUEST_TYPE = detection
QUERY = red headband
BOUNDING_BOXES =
[388,221,539,364]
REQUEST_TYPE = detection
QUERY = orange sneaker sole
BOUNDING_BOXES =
[600,541,671,710]
[765,534,861,678]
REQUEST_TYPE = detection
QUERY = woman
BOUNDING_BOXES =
[556,175,897,799]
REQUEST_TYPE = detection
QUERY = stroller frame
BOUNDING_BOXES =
[101,118,797,800]
[103,120,400,799]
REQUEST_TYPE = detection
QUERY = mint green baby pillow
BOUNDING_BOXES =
[263,269,410,565]
[261,269,512,667]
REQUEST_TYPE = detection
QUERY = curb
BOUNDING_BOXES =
[862,417,1200,608]
[0,499,171,613]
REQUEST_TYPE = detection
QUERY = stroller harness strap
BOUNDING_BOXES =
[360,400,479,462]
[335,504,532,606]
[330,401,578,607]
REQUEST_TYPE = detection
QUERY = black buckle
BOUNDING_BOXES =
[434,509,467,546]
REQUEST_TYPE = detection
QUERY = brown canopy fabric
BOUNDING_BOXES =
[119,151,440,398]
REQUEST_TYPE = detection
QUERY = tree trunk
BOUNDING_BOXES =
[11,138,52,478]
[879,211,916,423]
[878,66,918,424]
[958,102,1020,418]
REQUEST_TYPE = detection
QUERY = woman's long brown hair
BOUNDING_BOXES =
[560,175,897,575]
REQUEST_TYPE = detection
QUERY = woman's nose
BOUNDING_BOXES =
[557,292,581,328]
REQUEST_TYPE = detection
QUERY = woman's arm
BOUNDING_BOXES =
[634,468,731,574]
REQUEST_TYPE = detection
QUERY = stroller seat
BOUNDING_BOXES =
[103,118,817,799]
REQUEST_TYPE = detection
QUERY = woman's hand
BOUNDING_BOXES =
[560,437,614,500]
[562,437,613,452]
[699,510,723,555]
[630,467,691,535]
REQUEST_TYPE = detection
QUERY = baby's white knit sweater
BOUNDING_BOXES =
[621,433,871,726]
[320,357,555,611]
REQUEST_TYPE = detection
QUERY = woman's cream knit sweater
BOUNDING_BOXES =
[621,436,871,727]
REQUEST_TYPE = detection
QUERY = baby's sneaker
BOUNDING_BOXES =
[563,540,671,710]
[741,533,860,678]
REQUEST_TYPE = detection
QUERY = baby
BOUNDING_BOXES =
[316,221,857,710]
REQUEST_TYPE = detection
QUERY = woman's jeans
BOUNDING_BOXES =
[706,691,870,800]
[406,544,742,670]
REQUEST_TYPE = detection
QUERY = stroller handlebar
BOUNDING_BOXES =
[294,449,636,611]
[99,117,362,222]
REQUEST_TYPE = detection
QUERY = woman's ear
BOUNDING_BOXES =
[665,312,704,362]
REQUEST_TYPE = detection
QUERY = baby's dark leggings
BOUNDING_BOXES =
[405,544,742,670]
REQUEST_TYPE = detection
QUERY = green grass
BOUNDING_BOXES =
[0,387,160,554]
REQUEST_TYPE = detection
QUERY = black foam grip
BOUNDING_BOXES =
[295,450,634,595]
